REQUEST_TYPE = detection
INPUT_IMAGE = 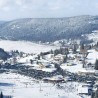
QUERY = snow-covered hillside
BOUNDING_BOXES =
[0,72,89,98]
[0,15,98,42]
[0,40,59,53]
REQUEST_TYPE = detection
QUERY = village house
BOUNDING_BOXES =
[53,54,65,64]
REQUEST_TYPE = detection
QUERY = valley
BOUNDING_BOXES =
[1,15,98,98]
[0,39,98,98]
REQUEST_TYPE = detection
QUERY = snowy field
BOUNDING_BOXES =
[0,72,85,98]
[0,40,59,53]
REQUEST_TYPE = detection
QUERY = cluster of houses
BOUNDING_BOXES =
[0,42,98,74]
[1,42,98,97]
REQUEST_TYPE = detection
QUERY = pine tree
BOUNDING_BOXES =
[54,49,59,56]
[30,59,33,64]
[0,92,3,98]
[95,59,98,70]
[65,48,69,54]
[94,88,98,98]
[40,52,44,59]
[91,92,95,98]
[58,48,62,55]
[63,55,67,63]
[50,49,53,54]
[89,45,92,49]
[96,42,98,47]
[73,45,77,53]
[38,55,40,60]
[80,44,84,50]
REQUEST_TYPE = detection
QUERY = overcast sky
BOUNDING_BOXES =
[0,0,98,20]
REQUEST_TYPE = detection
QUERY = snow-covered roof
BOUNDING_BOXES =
[43,75,63,81]
[78,86,89,94]
[42,68,56,72]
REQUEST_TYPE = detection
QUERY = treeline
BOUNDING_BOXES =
[0,48,10,60]
[0,92,12,98]
[91,89,98,98]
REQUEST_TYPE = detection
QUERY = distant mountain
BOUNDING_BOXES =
[0,15,98,42]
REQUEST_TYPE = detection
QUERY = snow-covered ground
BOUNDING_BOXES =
[0,72,88,98]
[61,63,95,74]
[60,49,98,74]
[87,49,98,64]
[0,40,59,53]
